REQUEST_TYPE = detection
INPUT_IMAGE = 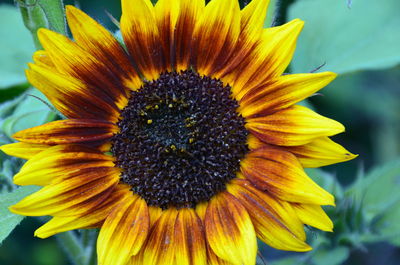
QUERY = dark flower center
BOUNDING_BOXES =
[111,70,248,209]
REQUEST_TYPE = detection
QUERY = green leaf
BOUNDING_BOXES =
[348,159,400,246]
[0,185,39,245]
[288,0,400,74]
[349,159,400,219]
[269,257,298,265]
[1,88,56,138]
[370,203,400,246]
[311,246,350,265]
[0,5,35,89]
[0,94,26,119]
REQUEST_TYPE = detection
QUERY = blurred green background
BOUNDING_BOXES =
[0,0,399,264]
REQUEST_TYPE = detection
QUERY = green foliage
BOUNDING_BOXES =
[347,159,400,246]
[18,0,66,48]
[1,89,57,139]
[0,185,39,245]
[289,0,400,74]
[311,247,350,265]
[37,0,66,35]
[0,5,35,89]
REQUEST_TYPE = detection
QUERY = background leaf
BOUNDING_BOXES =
[348,159,400,246]
[0,185,39,245]
[311,246,350,265]
[0,5,35,89]
[1,88,56,139]
[288,0,400,74]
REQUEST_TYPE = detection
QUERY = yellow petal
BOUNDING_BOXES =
[206,241,234,265]
[239,72,337,117]
[0,142,50,160]
[223,19,304,98]
[10,167,119,216]
[241,0,270,40]
[32,50,54,68]
[205,192,257,265]
[288,136,357,168]
[142,208,178,265]
[246,105,345,146]
[215,0,270,85]
[154,0,179,71]
[121,0,165,80]
[98,193,150,265]
[35,184,131,238]
[65,5,142,91]
[13,145,114,186]
[12,119,116,146]
[228,180,312,252]
[192,0,241,76]
[26,63,120,122]
[148,206,163,228]
[241,147,335,205]
[37,29,128,110]
[174,208,207,265]
[173,0,204,71]
[292,203,334,232]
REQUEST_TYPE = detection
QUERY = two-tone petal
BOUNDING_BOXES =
[228,180,311,251]
[205,192,257,265]
[97,193,149,265]
[241,147,335,205]
[12,145,115,186]
[34,184,131,238]
[246,105,344,146]
[10,166,119,216]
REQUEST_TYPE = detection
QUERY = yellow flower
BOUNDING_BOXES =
[0,1,357,265]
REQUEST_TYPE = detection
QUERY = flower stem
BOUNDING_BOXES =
[81,229,98,265]
[17,0,66,50]
[37,0,67,35]
[18,0,48,49]
[56,231,87,265]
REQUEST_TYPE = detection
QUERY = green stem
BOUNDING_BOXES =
[38,0,67,35]
[17,0,66,50]
[81,229,98,265]
[56,231,87,265]
[87,241,98,265]
[18,0,48,49]
[81,229,92,247]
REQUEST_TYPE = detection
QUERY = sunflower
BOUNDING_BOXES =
[0,0,356,264]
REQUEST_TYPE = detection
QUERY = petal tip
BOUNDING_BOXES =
[34,229,47,239]
[11,131,23,140]
[65,4,76,12]
[13,174,27,186]
[290,18,305,29]
[8,205,23,215]
[301,244,313,252]
[318,71,338,82]
[0,144,7,153]
[37,28,50,38]
[348,153,359,160]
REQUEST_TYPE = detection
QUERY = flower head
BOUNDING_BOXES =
[0,0,356,265]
